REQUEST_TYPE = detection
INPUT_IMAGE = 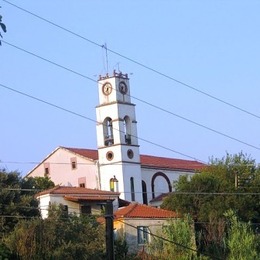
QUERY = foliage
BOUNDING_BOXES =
[225,210,259,260]
[0,169,39,237]
[114,237,129,260]
[147,215,204,260]
[161,152,260,258]
[4,205,106,260]
[0,6,7,45]
[0,242,12,260]
[0,169,54,238]
[21,176,55,193]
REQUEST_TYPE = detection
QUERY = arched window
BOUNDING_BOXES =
[110,176,118,192]
[151,172,172,199]
[130,177,135,201]
[142,180,148,205]
[103,117,114,146]
[110,178,115,192]
[123,116,131,144]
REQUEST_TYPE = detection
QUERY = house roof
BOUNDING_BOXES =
[64,147,205,171]
[62,147,99,161]
[149,193,170,203]
[114,203,178,219]
[36,185,120,198]
[64,195,115,202]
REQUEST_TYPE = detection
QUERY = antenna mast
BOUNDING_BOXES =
[103,43,109,73]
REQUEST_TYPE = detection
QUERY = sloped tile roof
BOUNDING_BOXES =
[64,147,205,171]
[149,193,170,203]
[64,195,115,202]
[62,147,99,160]
[140,154,204,170]
[36,185,120,197]
[114,203,178,219]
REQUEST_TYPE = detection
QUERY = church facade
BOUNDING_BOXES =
[27,71,204,205]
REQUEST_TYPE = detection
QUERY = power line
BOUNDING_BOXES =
[2,188,260,196]
[0,82,205,163]
[3,0,260,121]
[2,41,260,153]
[117,219,222,260]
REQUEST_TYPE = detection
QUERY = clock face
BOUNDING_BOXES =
[102,83,112,95]
[119,81,128,94]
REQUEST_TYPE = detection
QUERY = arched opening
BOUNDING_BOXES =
[123,116,131,144]
[130,177,135,201]
[103,117,114,146]
[110,176,118,192]
[142,180,148,205]
[110,178,115,192]
[151,172,172,199]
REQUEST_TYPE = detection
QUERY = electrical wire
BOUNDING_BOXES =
[2,41,260,153]
[2,188,260,196]
[117,219,222,260]
[3,0,260,122]
[0,82,206,163]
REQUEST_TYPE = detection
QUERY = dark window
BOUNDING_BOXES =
[130,177,135,201]
[103,117,114,146]
[123,116,131,144]
[71,157,77,170]
[62,205,68,217]
[79,183,85,188]
[81,205,91,215]
[44,162,50,176]
[142,180,148,205]
[44,167,49,176]
[137,226,149,244]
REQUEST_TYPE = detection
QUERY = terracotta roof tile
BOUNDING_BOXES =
[64,147,205,171]
[114,203,178,219]
[36,185,120,197]
[63,147,98,160]
[140,154,205,171]
[64,195,115,202]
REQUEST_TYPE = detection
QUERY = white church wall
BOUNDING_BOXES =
[141,167,195,203]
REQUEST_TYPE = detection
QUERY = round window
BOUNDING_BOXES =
[127,149,134,159]
[106,151,114,161]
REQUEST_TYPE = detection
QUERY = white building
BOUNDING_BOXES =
[27,71,204,205]
[36,185,120,219]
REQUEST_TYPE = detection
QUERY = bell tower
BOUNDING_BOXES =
[96,71,143,203]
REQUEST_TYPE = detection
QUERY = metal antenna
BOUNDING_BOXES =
[102,43,109,73]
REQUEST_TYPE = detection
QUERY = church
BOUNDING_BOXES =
[26,71,204,205]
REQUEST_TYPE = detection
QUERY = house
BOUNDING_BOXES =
[114,203,178,253]
[27,71,205,205]
[36,185,121,219]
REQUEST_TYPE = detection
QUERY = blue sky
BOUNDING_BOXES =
[1,0,260,175]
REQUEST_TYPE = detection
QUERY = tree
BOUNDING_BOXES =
[21,175,55,192]
[0,169,54,236]
[4,205,106,259]
[161,152,260,258]
[0,6,7,45]
[225,210,259,260]
[147,215,204,260]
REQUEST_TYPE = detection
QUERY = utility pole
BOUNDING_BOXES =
[105,200,115,260]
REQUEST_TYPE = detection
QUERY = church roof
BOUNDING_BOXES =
[114,203,178,219]
[64,147,205,171]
